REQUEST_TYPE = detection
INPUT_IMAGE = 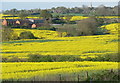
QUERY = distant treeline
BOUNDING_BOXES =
[2,5,119,16]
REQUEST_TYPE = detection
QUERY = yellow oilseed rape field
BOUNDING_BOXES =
[101,23,120,34]
[1,23,119,58]
[12,29,59,38]
[2,34,118,59]
[0,14,41,19]
[1,61,119,80]
[1,23,119,81]
[1,13,120,20]
[61,16,120,21]
[62,16,89,21]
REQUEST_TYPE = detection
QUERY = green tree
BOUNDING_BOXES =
[19,31,36,39]
[40,10,52,28]
[77,17,100,35]
[18,13,29,20]
[9,8,18,19]
[40,10,52,20]
[2,26,18,41]
[64,15,72,24]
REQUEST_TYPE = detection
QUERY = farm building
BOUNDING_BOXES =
[2,19,44,28]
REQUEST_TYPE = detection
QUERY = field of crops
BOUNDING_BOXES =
[101,23,120,34]
[13,29,59,38]
[1,22,119,81]
[1,14,120,20]
[1,61,119,81]
[2,23,119,59]
[2,34,118,59]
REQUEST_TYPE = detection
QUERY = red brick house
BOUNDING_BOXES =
[2,19,44,28]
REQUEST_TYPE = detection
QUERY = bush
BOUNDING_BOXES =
[28,54,81,62]
[2,26,19,41]
[56,17,107,37]
[19,31,37,39]
[52,19,66,24]
[28,54,53,62]
[94,28,108,35]
[37,26,56,31]
[83,53,119,62]
[88,70,120,81]
[2,57,8,62]
[4,57,28,62]
[7,57,21,62]
[56,24,78,36]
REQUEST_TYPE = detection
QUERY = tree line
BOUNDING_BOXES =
[2,5,119,16]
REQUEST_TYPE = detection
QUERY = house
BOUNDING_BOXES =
[16,20,21,24]
[2,19,7,26]
[2,18,45,28]
[31,24,37,28]
[29,19,44,28]
[28,19,44,23]
[31,23,44,28]
[2,19,18,26]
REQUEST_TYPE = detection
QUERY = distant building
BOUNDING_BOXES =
[2,19,8,26]
[16,20,21,24]
[2,18,45,28]
[31,24,37,28]
[29,19,44,28]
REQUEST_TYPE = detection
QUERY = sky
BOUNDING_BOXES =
[1,1,119,10]
[1,0,120,2]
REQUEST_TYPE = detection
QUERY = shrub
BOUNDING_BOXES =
[37,26,56,31]
[56,24,78,36]
[83,53,119,62]
[19,31,37,39]
[2,26,19,41]
[94,28,108,35]
[56,17,107,36]
[7,57,21,62]
[89,70,120,81]
[52,18,66,24]
[28,54,53,62]
[2,57,8,62]
[28,54,81,62]
[6,57,28,62]
[54,55,81,62]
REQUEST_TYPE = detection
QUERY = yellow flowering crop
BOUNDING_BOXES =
[13,29,59,38]
[2,34,118,58]
[101,23,120,34]
[1,61,119,80]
